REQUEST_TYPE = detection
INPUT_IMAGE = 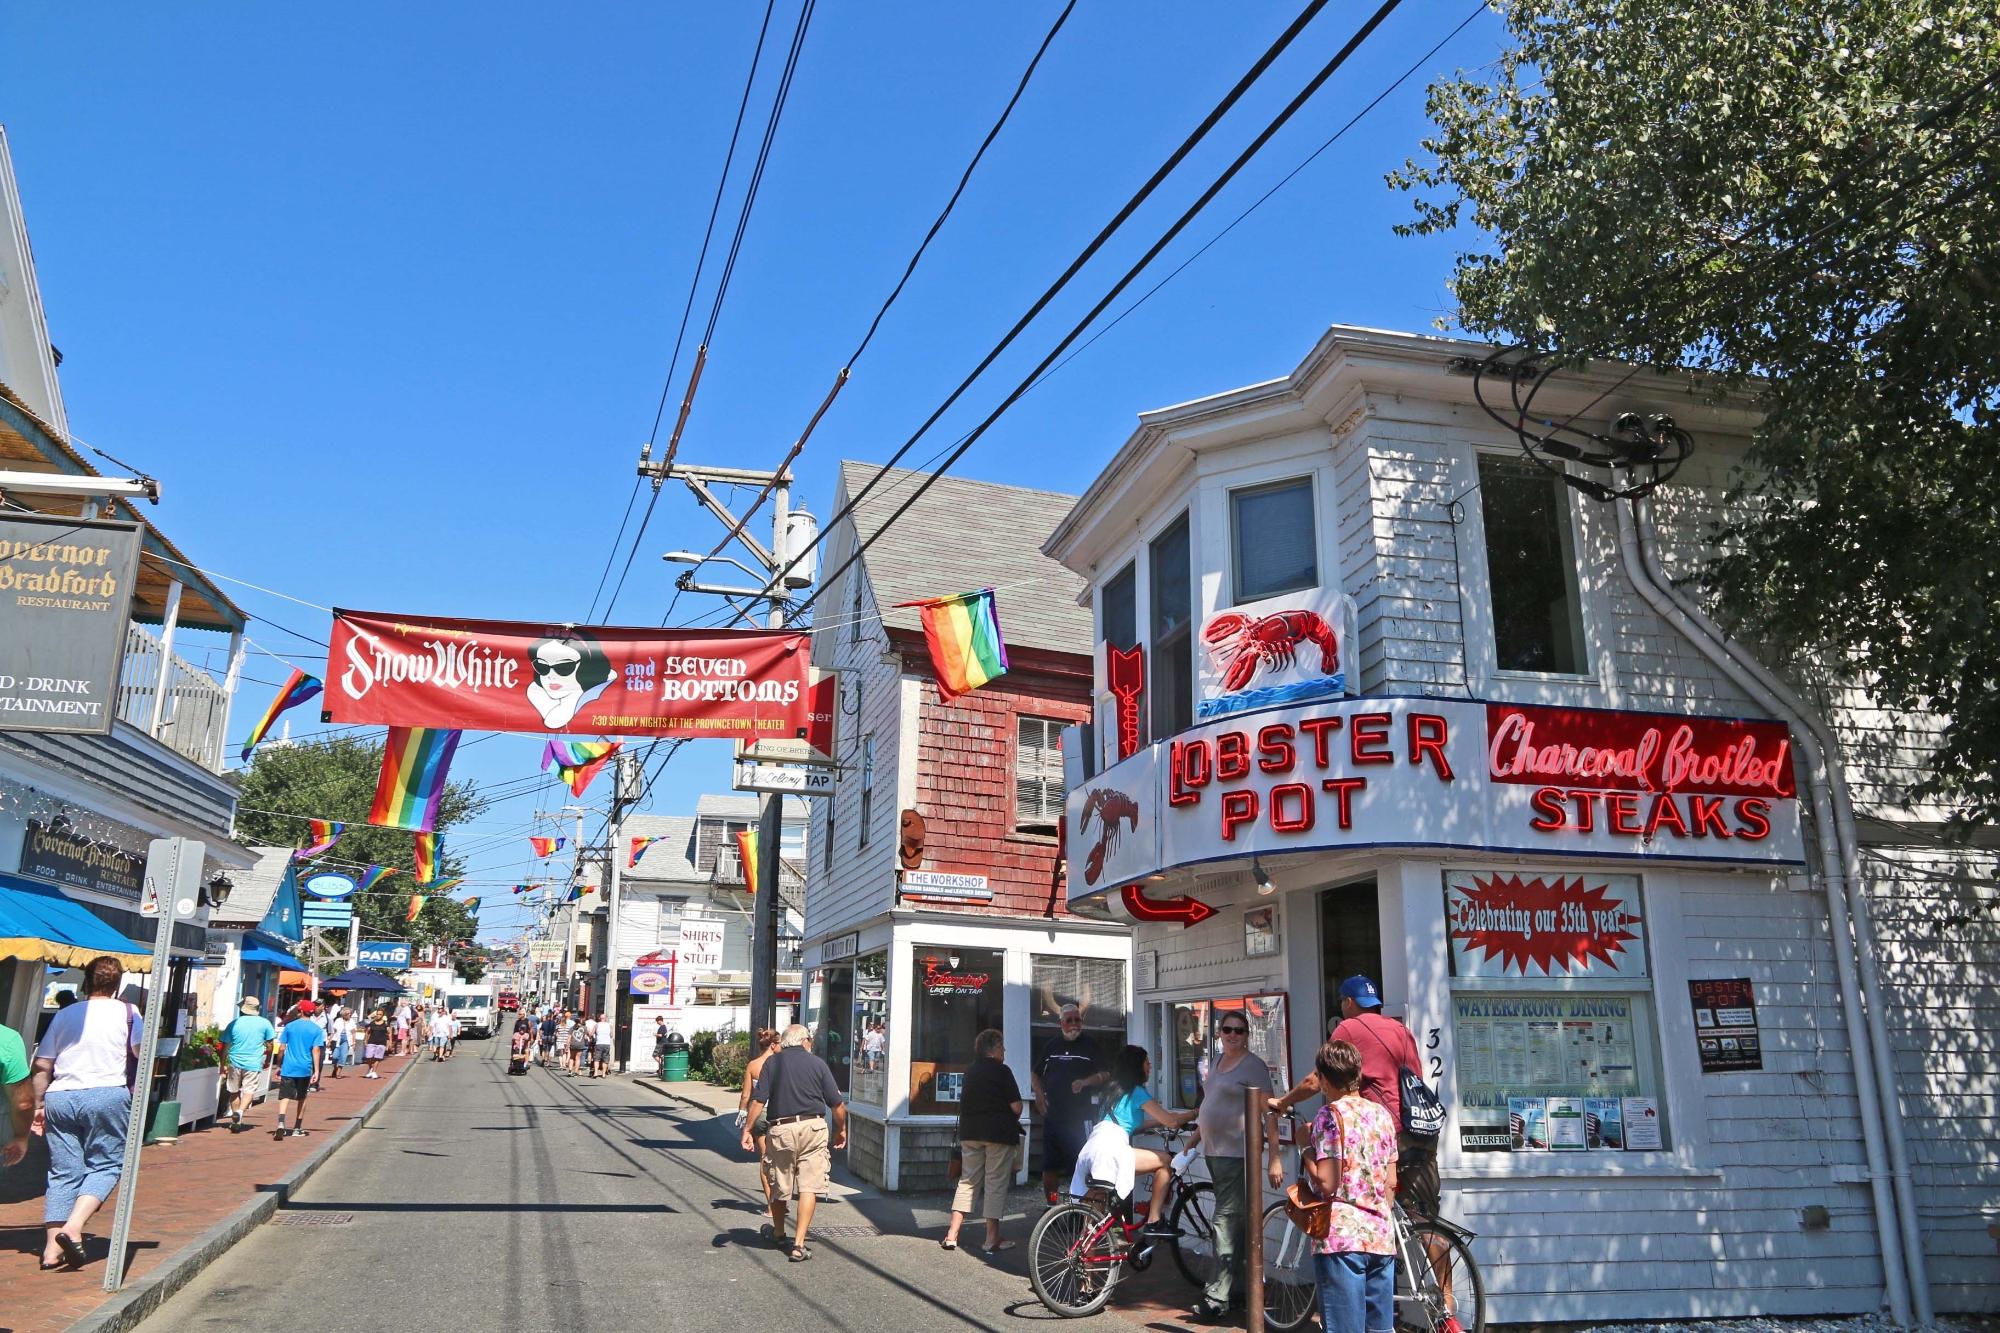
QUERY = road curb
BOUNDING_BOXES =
[630,1075,732,1116]
[65,1058,420,1333]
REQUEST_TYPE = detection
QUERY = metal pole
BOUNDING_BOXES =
[105,838,204,1292]
[748,483,789,1033]
[605,753,635,1069]
[1245,1084,1265,1333]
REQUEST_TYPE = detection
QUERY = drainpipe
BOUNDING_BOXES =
[1613,494,1920,1325]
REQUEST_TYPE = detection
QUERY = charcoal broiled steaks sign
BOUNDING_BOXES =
[326,609,812,739]
[0,514,144,735]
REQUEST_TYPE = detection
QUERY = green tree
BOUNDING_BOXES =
[237,735,489,954]
[1391,0,2000,823]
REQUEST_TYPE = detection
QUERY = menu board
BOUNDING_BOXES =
[1454,992,1661,1152]
[1688,977,1763,1072]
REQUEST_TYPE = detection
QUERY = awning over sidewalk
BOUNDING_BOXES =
[239,929,307,970]
[0,871,153,971]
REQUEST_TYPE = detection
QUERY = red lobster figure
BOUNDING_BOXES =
[1077,787,1139,886]
[1201,609,1339,693]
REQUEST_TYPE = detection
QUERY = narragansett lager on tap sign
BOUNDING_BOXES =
[325,608,819,740]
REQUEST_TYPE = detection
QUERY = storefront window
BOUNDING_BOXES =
[850,951,889,1107]
[1030,956,1127,1106]
[908,945,1004,1115]
[1154,992,1291,1111]
[1445,870,1667,1154]
[814,965,855,1093]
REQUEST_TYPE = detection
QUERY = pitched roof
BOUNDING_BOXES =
[210,847,294,927]
[835,461,1092,656]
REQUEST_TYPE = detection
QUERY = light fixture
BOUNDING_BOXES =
[204,872,234,909]
[661,551,705,565]
[1251,858,1275,896]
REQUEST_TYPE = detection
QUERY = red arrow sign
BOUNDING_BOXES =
[1122,883,1216,928]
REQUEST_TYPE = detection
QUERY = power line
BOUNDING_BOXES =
[796,0,1410,617]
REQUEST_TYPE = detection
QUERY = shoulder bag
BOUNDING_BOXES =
[1284,1105,1342,1239]
[1360,1016,1445,1143]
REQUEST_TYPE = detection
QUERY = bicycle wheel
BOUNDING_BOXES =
[1030,1200,1124,1318]
[1168,1181,1219,1288]
[1259,1200,1318,1331]
[1403,1222,1485,1333]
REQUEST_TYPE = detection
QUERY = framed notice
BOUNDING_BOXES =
[1243,904,1279,958]
[1688,976,1763,1072]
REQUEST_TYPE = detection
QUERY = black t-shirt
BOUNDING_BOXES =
[958,1056,1024,1143]
[1038,1034,1101,1121]
[752,1045,845,1120]
[366,1021,390,1045]
[539,1017,557,1041]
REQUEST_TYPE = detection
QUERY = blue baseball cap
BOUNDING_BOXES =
[1339,976,1382,1009]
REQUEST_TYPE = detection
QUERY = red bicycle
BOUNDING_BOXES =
[1028,1129,1210,1318]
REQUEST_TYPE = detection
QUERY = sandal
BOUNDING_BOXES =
[983,1239,1016,1253]
[54,1231,87,1269]
[939,1238,957,1251]
[788,1245,811,1262]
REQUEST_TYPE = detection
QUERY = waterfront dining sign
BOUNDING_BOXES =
[1066,698,1802,899]
[326,609,813,740]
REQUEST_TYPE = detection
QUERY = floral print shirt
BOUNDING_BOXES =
[1309,1095,1397,1255]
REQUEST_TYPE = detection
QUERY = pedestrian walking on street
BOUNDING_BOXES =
[591,1012,612,1077]
[363,1010,389,1078]
[941,1028,1023,1254]
[219,997,276,1132]
[1186,1011,1281,1323]
[538,1009,558,1068]
[272,1000,326,1139]
[327,1006,353,1078]
[1032,1003,1105,1202]
[567,1014,588,1074]
[1305,1039,1398,1333]
[2,1019,35,1168]
[736,1028,781,1209]
[27,955,141,1269]
[394,1001,412,1056]
[427,1007,452,1061]
[740,1024,847,1263]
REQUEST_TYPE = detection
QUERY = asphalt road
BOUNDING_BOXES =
[137,1040,1107,1333]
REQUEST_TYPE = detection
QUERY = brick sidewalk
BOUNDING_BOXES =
[0,1052,421,1333]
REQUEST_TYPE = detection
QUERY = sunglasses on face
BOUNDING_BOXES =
[1220,1026,1248,1035]
[532,657,580,678]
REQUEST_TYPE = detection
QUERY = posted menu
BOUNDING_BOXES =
[1454,993,1662,1152]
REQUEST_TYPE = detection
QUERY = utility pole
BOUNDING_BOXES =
[606,750,641,1069]
[638,456,805,1036]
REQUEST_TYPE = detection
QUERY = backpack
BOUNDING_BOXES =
[1359,1016,1444,1143]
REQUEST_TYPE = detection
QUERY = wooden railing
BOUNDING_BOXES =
[114,623,231,771]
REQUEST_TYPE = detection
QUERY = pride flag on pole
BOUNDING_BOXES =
[629,836,655,868]
[528,836,565,858]
[736,828,760,899]
[897,588,1009,702]
[356,865,397,893]
[241,669,323,762]
[369,727,463,831]
[406,893,426,922]
[542,740,620,798]
[412,832,437,883]
[294,819,343,861]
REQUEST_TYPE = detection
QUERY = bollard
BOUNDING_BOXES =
[1246,1083,1265,1332]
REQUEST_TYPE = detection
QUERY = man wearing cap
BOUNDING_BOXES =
[219,996,277,1134]
[271,1001,326,1141]
[1271,976,1437,1219]
[1032,1004,1107,1202]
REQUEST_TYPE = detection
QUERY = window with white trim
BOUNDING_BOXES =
[1016,716,1066,830]
[1478,453,1588,674]
[1230,477,1317,602]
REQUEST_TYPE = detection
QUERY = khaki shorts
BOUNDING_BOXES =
[222,1065,264,1099]
[764,1118,830,1200]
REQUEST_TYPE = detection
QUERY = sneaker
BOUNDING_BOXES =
[1138,1221,1179,1240]
[273,1126,288,1141]
[290,1128,310,1138]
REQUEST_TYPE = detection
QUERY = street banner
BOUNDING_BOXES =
[326,609,812,740]
[0,513,144,736]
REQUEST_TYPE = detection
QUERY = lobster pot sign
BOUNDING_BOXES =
[1196,586,1346,721]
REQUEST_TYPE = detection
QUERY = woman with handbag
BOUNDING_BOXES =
[1301,1039,1398,1333]
[940,1029,1024,1253]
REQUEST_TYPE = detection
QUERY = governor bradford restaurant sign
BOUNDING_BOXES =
[326,609,813,739]
[0,514,144,736]
[1066,698,1802,898]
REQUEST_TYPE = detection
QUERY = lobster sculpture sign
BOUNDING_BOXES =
[1196,587,1348,721]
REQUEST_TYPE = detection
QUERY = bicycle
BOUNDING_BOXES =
[1029,1128,1216,1317]
[1259,1197,1486,1333]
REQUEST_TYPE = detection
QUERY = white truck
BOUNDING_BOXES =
[442,982,497,1039]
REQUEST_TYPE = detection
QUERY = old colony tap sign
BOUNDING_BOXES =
[1065,698,1802,898]
[326,609,813,739]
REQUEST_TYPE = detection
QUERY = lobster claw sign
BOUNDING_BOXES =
[1197,588,1348,721]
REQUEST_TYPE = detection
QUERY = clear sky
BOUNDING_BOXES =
[2,2,1500,941]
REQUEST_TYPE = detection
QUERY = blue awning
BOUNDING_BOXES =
[239,929,307,970]
[0,870,154,971]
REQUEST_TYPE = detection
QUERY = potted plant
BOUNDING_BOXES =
[176,1026,226,1128]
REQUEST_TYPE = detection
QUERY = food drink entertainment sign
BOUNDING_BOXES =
[326,609,812,740]
[0,515,144,736]
[1066,698,1803,900]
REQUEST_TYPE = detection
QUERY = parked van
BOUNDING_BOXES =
[442,983,496,1039]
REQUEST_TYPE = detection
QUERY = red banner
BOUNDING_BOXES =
[326,609,812,740]
[1486,703,1794,798]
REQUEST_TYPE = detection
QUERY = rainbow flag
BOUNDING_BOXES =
[240,669,323,763]
[369,727,462,832]
[542,739,620,797]
[293,819,344,861]
[406,893,426,922]
[528,836,565,858]
[412,832,437,883]
[736,828,761,898]
[900,588,1009,702]
[356,865,397,893]
[629,836,655,868]
[419,877,463,896]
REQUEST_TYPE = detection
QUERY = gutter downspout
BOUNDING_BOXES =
[1614,494,1920,1325]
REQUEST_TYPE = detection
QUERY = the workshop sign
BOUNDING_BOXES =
[19,818,145,901]
[326,609,812,740]
[0,514,143,736]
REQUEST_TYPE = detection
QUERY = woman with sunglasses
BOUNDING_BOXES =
[1186,1013,1282,1324]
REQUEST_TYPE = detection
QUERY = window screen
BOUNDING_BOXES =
[1016,716,1066,828]
[1231,478,1317,602]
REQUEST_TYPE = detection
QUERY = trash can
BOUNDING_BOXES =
[661,1051,690,1082]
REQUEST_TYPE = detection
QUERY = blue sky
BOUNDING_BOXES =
[2,2,1500,940]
